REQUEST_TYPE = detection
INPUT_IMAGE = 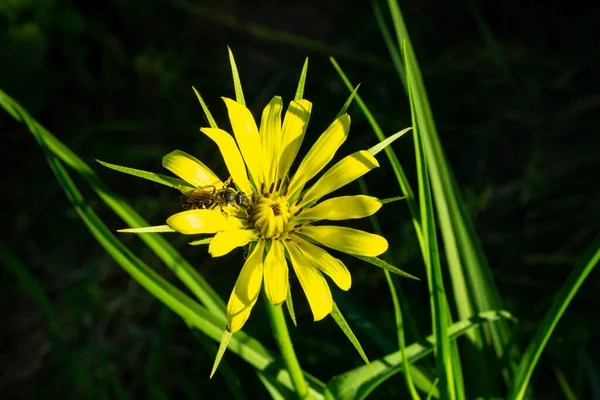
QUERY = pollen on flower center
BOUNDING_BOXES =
[251,195,291,239]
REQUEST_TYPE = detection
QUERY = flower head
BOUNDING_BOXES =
[164,93,387,332]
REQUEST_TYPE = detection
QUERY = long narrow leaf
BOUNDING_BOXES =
[326,311,513,400]
[509,237,600,400]
[0,88,227,319]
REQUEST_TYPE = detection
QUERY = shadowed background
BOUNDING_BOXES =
[1,0,598,398]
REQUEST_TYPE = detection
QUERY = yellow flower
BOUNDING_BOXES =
[164,95,387,333]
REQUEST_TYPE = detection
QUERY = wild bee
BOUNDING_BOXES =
[181,180,250,211]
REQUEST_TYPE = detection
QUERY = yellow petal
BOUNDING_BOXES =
[209,229,257,257]
[299,150,379,207]
[279,100,312,179]
[167,210,237,234]
[294,236,351,291]
[259,96,283,184]
[263,240,288,305]
[286,114,350,197]
[222,97,263,185]
[200,127,252,195]
[226,240,265,332]
[284,241,333,321]
[300,225,388,257]
[298,195,382,221]
[162,150,222,188]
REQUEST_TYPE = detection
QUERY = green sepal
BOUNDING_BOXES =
[331,303,369,366]
[227,46,245,106]
[367,127,412,157]
[211,329,233,378]
[97,159,192,191]
[192,86,218,129]
[336,83,361,118]
[354,255,419,280]
[294,58,309,100]
[285,285,297,327]
[117,225,175,233]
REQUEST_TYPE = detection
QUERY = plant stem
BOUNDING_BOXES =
[265,299,309,399]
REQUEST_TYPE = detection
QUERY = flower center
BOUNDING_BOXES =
[250,195,291,239]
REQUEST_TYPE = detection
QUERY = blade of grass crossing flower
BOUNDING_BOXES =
[294,58,309,101]
[96,160,192,190]
[394,2,497,395]
[508,237,600,400]
[331,303,369,366]
[0,89,227,318]
[336,83,361,118]
[329,57,423,249]
[211,330,233,378]
[192,86,219,129]
[325,311,513,400]
[228,46,246,106]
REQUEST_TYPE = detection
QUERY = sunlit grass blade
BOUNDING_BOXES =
[508,236,600,400]
[409,64,455,399]
[352,255,419,280]
[228,46,246,106]
[331,303,369,366]
[0,88,227,319]
[384,1,519,393]
[294,58,309,100]
[96,159,192,190]
[256,371,295,400]
[325,311,513,400]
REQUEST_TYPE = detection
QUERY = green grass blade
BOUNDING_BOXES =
[228,46,246,106]
[383,1,520,392]
[96,159,192,190]
[0,88,227,319]
[294,58,309,101]
[367,127,412,157]
[326,311,513,400]
[408,65,455,399]
[554,368,578,400]
[508,236,600,400]
[372,0,406,91]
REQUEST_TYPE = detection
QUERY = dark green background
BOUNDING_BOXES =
[2,0,598,398]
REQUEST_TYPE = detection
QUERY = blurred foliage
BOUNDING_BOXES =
[1,0,598,398]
